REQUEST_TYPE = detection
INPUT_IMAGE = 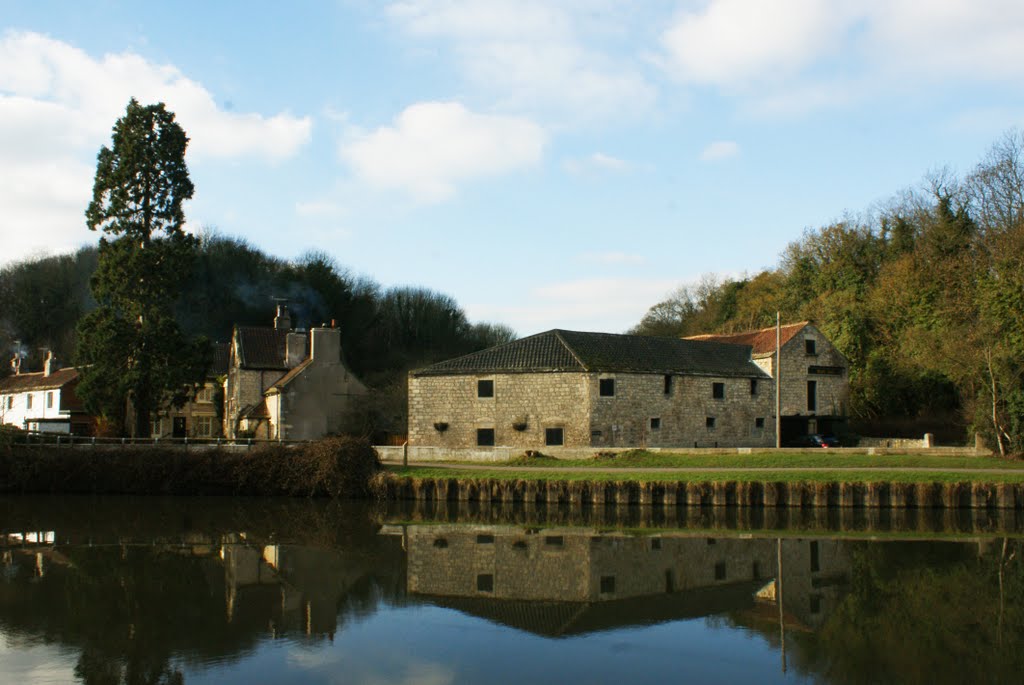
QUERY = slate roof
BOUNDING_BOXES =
[412,329,768,378]
[0,367,79,393]
[210,342,231,376]
[235,327,291,369]
[685,321,810,358]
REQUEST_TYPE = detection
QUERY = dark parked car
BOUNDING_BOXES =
[788,434,840,448]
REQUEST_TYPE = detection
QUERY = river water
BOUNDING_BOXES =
[1,495,1022,684]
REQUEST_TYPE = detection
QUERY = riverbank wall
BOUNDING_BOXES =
[378,475,1024,510]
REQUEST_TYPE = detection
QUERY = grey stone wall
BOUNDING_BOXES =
[408,370,775,449]
[772,323,849,419]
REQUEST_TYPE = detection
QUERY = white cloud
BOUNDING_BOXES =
[659,1,1024,111]
[660,0,850,88]
[468,277,679,335]
[386,0,655,121]
[563,152,631,175]
[341,101,545,202]
[0,31,313,264]
[700,140,740,161]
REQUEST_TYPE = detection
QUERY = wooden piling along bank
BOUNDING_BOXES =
[379,477,1024,510]
[376,477,1024,534]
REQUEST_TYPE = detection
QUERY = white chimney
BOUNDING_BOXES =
[43,351,55,377]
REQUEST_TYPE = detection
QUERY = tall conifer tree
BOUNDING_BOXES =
[76,99,210,436]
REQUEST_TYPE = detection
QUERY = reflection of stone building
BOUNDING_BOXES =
[399,525,853,636]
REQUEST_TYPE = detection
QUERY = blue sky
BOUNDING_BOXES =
[3,1,1023,335]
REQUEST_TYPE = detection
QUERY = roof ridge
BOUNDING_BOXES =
[552,330,590,372]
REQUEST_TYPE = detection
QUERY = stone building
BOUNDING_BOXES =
[150,342,231,439]
[686,321,849,443]
[0,352,92,435]
[223,305,367,440]
[408,329,774,450]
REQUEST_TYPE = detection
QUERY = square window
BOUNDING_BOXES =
[599,378,615,397]
[545,536,564,547]
[194,416,214,437]
[477,379,494,398]
[545,427,564,446]
[664,374,673,395]
[651,538,662,550]
[650,417,661,430]
[477,428,495,446]
[476,574,494,592]
[600,576,616,594]
[712,382,724,399]
[755,417,765,429]
[750,378,758,395]
[805,339,817,355]
[706,417,716,430]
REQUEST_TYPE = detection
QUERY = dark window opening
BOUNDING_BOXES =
[513,540,528,550]
[477,574,494,592]
[810,540,820,572]
[433,538,448,548]
[477,379,494,398]
[706,538,717,546]
[752,561,762,579]
[664,374,673,395]
[650,417,661,430]
[714,562,727,581]
[591,430,602,438]
[600,576,616,594]
[755,417,765,429]
[706,417,716,430]
[476,534,494,544]
[807,380,817,412]
[750,378,758,395]
[651,538,662,550]
[545,427,564,446]
[712,382,725,399]
[805,339,817,355]
[599,378,615,397]
[477,428,495,446]
[545,536,564,547]
[810,595,822,614]
[665,570,675,593]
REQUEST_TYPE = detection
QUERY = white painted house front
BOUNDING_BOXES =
[0,354,90,434]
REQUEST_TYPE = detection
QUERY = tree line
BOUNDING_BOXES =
[631,131,1024,454]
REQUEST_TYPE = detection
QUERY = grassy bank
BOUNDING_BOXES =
[470,450,1023,470]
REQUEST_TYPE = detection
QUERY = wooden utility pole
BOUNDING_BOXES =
[775,312,782,449]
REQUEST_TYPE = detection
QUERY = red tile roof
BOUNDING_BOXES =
[684,322,810,357]
[0,367,79,393]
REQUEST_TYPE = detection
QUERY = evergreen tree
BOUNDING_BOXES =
[76,99,210,436]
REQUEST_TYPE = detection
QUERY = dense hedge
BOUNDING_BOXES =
[0,436,381,498]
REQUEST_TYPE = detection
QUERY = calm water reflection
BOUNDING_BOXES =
[1,495,1023,684]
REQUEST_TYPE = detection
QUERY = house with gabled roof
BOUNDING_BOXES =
[148,341,231,439]
[0,352,93,435]
[685,321,849,443]
[223,305,367,441]
[408,329,774,449]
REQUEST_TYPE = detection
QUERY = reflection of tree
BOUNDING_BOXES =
[792,541,1024,684]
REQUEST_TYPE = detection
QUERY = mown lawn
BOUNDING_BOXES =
[416,449,1024,471]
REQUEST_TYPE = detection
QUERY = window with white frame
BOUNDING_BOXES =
[196,386,214,403]
[194,416,214,437]
[46,391,54,409]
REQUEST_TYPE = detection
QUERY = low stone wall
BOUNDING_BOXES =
[377,476,1023,510]
[858,437,927,448]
